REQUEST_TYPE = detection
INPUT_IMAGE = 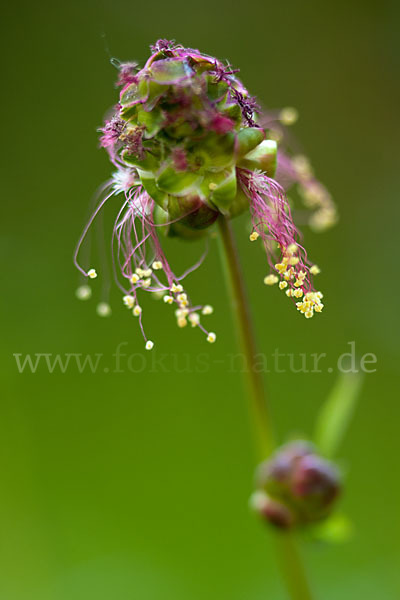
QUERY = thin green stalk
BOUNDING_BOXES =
[276,534,314,600]
[217,215,274,458]
[217,214,314,600]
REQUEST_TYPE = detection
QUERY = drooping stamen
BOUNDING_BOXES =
[238,168,324,318]
[73,184,116,277]
[107,180,216,343]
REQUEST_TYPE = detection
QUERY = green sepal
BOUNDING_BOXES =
[168,222,208,240]
[190,132,235,170]
[122,149,159,171]
[236,127,265,156]
[143,80,165,110]
[198,169,227,198]
[150,58,192,84]
[226,186,249,218]
[153,203,208,242]
[166,119,196,139]
[137,170,168,209]
[167,194,218,230]
[156,166,201,195]
[222,103,242,124]
[238,140,277,176]
[152,204,170,236]
[120,79,149,107]
[120,105,138,120]
[207,167,237,213]
[136,106,165,138]
[206,77,228,101]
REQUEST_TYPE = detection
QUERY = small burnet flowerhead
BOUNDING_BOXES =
[74,40,337,347]
[251,441,341,529]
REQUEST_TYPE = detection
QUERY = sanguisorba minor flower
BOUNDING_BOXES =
[74,39,337,349]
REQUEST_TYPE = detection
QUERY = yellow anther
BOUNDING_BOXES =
[87,268,97,279]
[289,283,324,318]
[130,274,140,284]
[264,274,279,285]
[96,302,112,317]
[296,301,309,313]
[145,340,154,350]
[141,278,151,288]
[286,288,293,297]
[177,293,187,303]
[171,283,183,293]
[284,268,294,281]
[249,232,259,241]
[202,305,214,315]
[133,305,142,316]
[310,265,321,275]
[163,295,174,304]
[274,263,287,274]
[207,332,216,343]
[75,285,92,300]
[304,292,317,301]
[279,106,299,126]
[152,261,163,270]
[279,281,288,290]
[209,182,218,191]
[123,295,135,308]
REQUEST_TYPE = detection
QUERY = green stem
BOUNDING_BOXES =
[217,215,274,458]
[276,534,314,600]
[217,215,314,600]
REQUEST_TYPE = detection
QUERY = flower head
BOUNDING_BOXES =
[74,40,337,346]
[251,441,341,529]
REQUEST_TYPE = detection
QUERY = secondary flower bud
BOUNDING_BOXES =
[253,441,341,528]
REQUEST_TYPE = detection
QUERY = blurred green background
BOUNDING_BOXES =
[2,0,399,598]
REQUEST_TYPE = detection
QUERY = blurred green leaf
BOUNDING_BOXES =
[314,372,364,458]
